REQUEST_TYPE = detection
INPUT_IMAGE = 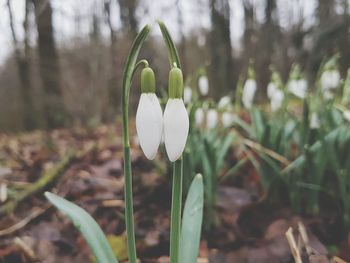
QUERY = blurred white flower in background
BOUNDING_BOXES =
[288,79,308,99]
[222,112,235,128]
[195,108,205,127]
[321,70,340,91]
[270,89,284,112]
[323,90,334,100]
[183,86,192,104]
[242,79,257,109]
[207,109,218,129]
[198,76,209,96]
[218,96,231,109]
[310,112,320,129]
[267,82,277,99]
[344,111,350,122]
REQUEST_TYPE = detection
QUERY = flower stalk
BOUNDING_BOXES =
[170,159,183,263]
[158,20,185,263]
[121,25,151,263]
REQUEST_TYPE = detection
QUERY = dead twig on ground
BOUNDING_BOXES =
[0,145,95,217]
[0,206,49,237]
[14,237,40,262]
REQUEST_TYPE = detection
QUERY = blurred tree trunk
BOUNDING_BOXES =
[308,0,336,80]
[32,0,66,129]
[118,0,138,37]
[256,0,278,99]
[7,0,36,130]
[104,0,119,120]
[209,0,236,99]
[242,1,256,77]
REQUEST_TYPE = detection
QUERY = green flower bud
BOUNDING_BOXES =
[168,67,183,99]
[141,67,156,93]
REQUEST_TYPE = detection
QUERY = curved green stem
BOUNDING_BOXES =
[121,25,150,263]
[157,20,183,263]
[132,59,149,79]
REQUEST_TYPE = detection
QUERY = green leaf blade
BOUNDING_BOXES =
[180,174,204,263]
[157,20,181,69]
[45,192,119,263]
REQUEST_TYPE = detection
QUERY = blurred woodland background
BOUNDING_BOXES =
[0,0,349,132]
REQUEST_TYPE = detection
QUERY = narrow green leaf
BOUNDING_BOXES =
[157,20,181,69]
[180,174,204,263]
[45,192,118,263]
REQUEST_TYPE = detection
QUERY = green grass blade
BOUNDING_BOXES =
[180,174,204,263]
[45,192,118,263]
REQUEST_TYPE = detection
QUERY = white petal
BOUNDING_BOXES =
[310,112,320,129]
[267,83,277,99]
[198,76,209,96]
[288,79,307,99]
[195,108,204,127]
[242,79,257,109]
[218,96,231,109]
[163,99,189,162]
[136,93,163,160]
[321,70,340,91]
[207,109,218,129]
[344,111,350,122]
[222,112,234,128]
[270,89,284,112]
[183,87,192,104]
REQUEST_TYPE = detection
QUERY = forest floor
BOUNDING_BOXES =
[0,125,349,263]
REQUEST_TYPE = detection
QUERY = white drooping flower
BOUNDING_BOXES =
[198,75,209,96]
[163,98,189,162]
[344,111,350,122]
[321,70,340,91]
[222,112,234,128]
[136,93,163,160]
[207,109,218,129]
[288,79,308,99]
[195,108,205,127]
[270,89,284,112]
[310,112,320,129]
[163,67,189,162]
[242,79,257,109]
[183,86,192,104]
[267,82,277,99]
[218,96,231,109]
[323,90,334,100]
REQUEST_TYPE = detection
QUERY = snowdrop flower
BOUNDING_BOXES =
[222,112,234,128]
[321,70,340,91]
[183,86,192,104]
[310,112,320,129]
[323,90,334,100]
[207,109,218,129]
[218,96,231,109]
[195,108,204,127]
[136,67,163,160]
[270,89,284,112]
[163,68,189,162]
[288,79,308,99]
[344,111,350,122]
[267,82,277,99]
[242,79,257,109]
[198,75,209,96]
